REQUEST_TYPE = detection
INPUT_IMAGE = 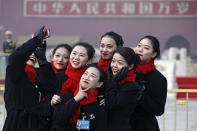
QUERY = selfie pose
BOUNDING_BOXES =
[3,26,55,131]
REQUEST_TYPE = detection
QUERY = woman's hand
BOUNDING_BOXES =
[74,85,90,102]
[51,94,62,107]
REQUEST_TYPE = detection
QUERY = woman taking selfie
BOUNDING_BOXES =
[3,26,55,131]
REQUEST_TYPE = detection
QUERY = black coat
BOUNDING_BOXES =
[3,37,55,131]
[105,80,141,131]
[55,72,69,93]
[130,69,167,131]
[51,93,107,131]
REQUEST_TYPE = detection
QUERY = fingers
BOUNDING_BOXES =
[79,88,88,98]
[82,87,91,92]
[74,90,87,102]
[79,85,82,91]
[43,40,47,46]
[51,94,61,107]
[53,94,62,102]
[84,93,88,99]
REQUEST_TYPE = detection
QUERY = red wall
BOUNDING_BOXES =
[1,0,197,54]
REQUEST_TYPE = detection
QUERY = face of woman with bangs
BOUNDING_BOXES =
[80,67,103,92]
[51,47,70,70]
[110,53,128,75]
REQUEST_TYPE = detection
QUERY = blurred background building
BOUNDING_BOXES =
[1,0,197,76]
[0,0,197,52]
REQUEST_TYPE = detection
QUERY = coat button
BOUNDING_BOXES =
[35,85,38,88]
[32,129,36,131]
[46,117,50,121]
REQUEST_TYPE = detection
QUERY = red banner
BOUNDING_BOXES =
[24,0,197,18]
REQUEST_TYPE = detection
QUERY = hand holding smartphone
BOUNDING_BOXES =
[32,26,51,39]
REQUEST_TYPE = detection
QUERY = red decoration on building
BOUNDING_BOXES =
[24,0,197,18]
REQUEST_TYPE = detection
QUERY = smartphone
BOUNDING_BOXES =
[32,27,51,39]
[42,28,51,39]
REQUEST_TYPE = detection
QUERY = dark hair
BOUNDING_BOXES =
[88,63,106,83]
[101,32,124,47]
[52,43,72,56]
[114,47,140,70]
[140,35,160,59]
[72,42,95,60]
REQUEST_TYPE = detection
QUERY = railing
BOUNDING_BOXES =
[0,51,11,56]
[0,84,5,123]
[163,89,197,131]
[0,52,9,78]
[0,86,197,130]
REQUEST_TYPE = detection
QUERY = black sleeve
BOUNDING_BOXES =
[53,96,80,125]
[38,63,57,95]
[138,74,167,116]
[55,72,69,93]
[105,80,139,110]
[94,107,107,131]
[31,99,52,117]
[8,37,41,82]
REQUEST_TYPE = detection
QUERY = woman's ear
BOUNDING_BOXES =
[87,58,93,65]
[96,82,103,88]
[151,52,157,59]
[128,64,134,70]
[51,54,54,61]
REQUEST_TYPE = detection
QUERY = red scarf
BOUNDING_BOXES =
[69,84,98,124]
[97,56,112,72]
[61,63,87,93]
[51,61,66,73]
[136,59,156,74]
[118,69,136,86]
[25,64,37,85]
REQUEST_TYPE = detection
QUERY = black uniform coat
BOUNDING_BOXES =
[3,37,55,131]
[51,93,107,131]
[130,69,167,131]
[54,72,69,93]
[105,79,141,131]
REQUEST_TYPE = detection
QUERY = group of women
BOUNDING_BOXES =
[3,26,167,131]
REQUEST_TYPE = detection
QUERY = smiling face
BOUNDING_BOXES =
[80,67,102,92]
[52,47,70,70]
[100,36,117,60]
[110,53,128,75]
[135,38,157,64]
[70,45,89,69]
